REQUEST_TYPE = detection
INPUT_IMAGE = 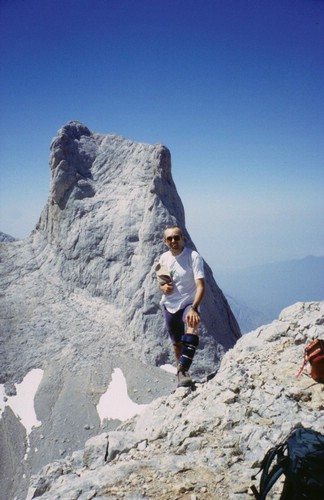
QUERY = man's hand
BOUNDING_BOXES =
[186,308,201,329]
[160,282,173,295]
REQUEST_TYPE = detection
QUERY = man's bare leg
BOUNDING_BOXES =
[173,341,182,365]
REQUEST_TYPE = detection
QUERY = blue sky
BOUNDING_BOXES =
[1,0,323,269]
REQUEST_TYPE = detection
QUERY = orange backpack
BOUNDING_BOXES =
[296,339,324,383]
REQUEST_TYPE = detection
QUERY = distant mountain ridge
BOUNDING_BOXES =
[0,231,17,242]
[225,294,269,334]
[216,255,324,332]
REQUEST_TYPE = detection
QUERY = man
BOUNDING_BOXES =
[156,226,205,387]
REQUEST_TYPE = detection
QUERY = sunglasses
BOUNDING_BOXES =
[166,235,181,242]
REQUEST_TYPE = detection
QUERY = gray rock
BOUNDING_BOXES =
[0,406,29,500]
[83,433,108,470]
[0,121,240,499]
[0,231,17,242]
[27,301,324,499]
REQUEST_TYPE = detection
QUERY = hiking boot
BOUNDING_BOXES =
[177,365,193,387]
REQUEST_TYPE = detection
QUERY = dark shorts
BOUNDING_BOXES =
[163,305,192,344]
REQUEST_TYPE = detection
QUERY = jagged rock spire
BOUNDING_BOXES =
[35,121,240,368]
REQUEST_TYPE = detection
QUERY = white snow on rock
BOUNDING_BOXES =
[97,368,148,422]
[0,368,43,435]
[160,363,177,374]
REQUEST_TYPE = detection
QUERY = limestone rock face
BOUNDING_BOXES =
[35,120,240,363]
[27,302,324,499]
[0,121,240,499]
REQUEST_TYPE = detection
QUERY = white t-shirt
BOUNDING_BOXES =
[159,246,205,313]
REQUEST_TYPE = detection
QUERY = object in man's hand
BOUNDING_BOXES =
[155,263,172,285]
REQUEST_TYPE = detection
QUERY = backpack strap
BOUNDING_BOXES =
[250,484,261,499]
[251,444,287,499]
[295,355,308,378]
[296,344,311,378]
[251,463,286,500]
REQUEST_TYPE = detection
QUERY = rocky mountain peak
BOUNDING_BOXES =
[30,121,240,364]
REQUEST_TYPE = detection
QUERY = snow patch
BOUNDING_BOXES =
[0,368,43,435]
[160,363,177,374]
[97,368,148,423]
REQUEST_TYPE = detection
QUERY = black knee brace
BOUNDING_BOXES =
[179,334,199,370]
